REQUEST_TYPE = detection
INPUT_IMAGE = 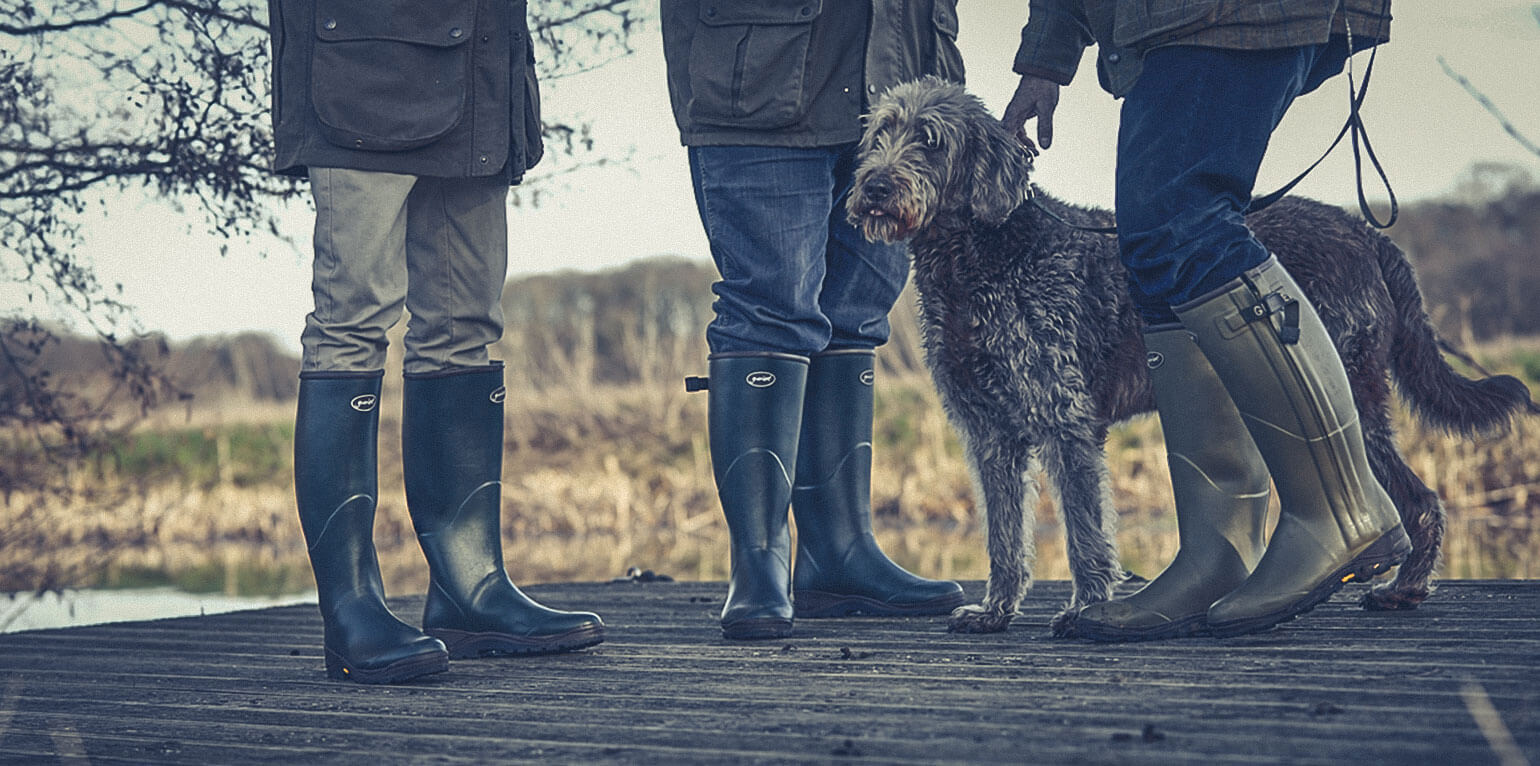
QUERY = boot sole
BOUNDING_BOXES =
[794,590,968,618]
[324,648,448,684]
[721,617,793,640]
[1209,527,1412,639]
[1075,612,1209,643]
[428,625,606,659]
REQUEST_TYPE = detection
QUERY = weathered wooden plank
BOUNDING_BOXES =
[0,580,1535,764]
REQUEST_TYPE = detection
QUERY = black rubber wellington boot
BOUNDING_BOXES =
[294,371,448,684]
[1175,257,1411,637]
[791,350,965,617]
[403,364,604,658]
[707,353,808,640]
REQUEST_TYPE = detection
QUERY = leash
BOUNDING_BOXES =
[1036,7,1397,236]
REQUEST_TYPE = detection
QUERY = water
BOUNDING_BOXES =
[0,588,318,634]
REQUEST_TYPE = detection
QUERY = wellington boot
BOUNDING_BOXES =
[706,353,808,640]
[1175,257,1410,637]
[294,372,448,684]
[404,364,604,658]
[1076,328,1270,641]
[791,350,965,617]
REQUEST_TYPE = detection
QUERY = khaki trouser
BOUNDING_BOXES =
[302,168,509,374]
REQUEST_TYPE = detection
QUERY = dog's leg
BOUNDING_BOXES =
[948,427,1039,634]
[1358,405,1442,610]
[1043,430,1124,637]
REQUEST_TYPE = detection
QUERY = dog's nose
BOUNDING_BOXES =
[864,176,893,203]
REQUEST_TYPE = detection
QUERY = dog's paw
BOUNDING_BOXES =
[1049,605,1082,638]
[947,603,1014,634]
[1360,582,1428,611]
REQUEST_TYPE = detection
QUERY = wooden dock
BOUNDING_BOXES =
[0,580,1535,764]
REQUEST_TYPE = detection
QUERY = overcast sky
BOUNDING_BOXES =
[46,2,1540,352]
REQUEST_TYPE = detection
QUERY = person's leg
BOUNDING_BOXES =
[790,144,965,617]
[400,173,509,374]
[1115,44,1337,323]
[1117,45,1406,638]
[300,167,415,372]
[399,175,604,656]
[689,145,836,357]
[688,145,838,638]
[295,168,446,683]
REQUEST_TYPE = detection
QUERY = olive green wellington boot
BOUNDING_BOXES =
[703,353,809,640]
[294,371,448,683]
[1174,257,1411,638]
[404,364,605,658]
[1075,327,1271,641]
[791,350,965,617]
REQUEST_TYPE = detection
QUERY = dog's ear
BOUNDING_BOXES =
[968,117,1035,225]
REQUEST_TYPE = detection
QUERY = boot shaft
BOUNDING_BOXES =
[1174,256,1399,550]
[793,350,877,559]
[707,353,808,548]
[293,371,389,616]
[1143,326,1270,567]
[402,364,508,599]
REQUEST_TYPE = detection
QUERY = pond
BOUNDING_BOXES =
[0,588,317,634]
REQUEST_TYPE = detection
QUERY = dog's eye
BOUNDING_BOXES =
[924,131,940,150]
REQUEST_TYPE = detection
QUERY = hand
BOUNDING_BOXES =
[1002,75,1061,151]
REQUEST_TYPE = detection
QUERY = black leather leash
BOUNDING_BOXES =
[1034,11,1398,236]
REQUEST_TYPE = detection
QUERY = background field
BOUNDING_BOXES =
[3,186,1539,597]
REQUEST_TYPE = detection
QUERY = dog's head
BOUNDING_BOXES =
[848,76,1036,243]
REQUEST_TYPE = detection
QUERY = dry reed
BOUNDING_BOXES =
[4,346,1537,597]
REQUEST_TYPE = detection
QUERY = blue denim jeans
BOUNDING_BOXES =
[1116,39,1351,324]
[687,143,909,355]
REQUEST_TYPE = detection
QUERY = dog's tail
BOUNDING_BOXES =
[1378,236,1540,436]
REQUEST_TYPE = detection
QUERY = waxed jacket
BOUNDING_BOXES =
[268,0,543,182]
[661,0,966,147]
[1015,0,1392,97]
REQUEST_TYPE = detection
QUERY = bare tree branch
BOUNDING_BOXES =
[1439,55,1540,159]
[0,0,643,500]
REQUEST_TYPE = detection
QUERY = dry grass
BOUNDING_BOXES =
[3,341,1537,596]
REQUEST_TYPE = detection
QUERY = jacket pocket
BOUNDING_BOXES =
[310,0,475,151]
[686,1,822,130]
[931,0,965,82]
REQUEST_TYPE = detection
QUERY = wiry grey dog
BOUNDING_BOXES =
[849,77,1538,635]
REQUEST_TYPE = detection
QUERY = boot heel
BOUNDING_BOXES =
[1344,527,1412,584]
[324,649,350,681]
[721,616,793,640]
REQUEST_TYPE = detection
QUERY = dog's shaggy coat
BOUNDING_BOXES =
[849,77,1537,635]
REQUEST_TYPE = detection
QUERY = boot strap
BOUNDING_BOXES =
[1238,274,1301,345]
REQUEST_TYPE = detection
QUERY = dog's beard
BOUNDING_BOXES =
[853,207,913,243]
[847,187,932,244]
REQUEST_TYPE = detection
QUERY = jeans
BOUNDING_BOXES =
[1116,39,1351,325]
[302,168,509,374]
[687,143,910,356]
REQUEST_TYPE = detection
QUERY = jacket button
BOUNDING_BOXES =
[800,5,812,15]
[1107,52,1122,63]
[867,84,877,94]
[354,139,364,147]
[449,27,463,39]
[323,18,337,30]
[705,6,716,17]
[480,155,489,163]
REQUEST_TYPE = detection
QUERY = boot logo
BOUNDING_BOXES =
[349,394,377,412]
[489,386,507,404]
[1146,351,1164,370]
[746,371,776,388]
[859,369,875,386]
